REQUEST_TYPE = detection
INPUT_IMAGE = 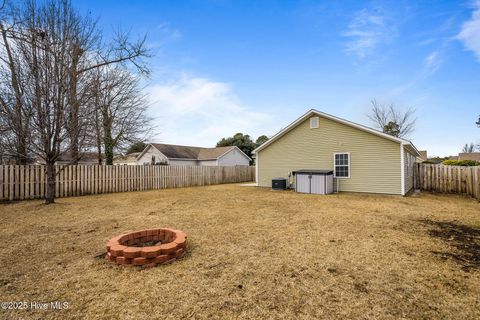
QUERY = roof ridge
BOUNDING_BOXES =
[150,142,233,150]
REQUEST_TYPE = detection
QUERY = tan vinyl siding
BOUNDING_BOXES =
[257,115,402,194]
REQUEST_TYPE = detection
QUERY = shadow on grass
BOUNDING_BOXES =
[420,219,480,271]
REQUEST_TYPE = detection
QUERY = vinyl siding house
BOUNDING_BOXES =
[136,143,251,166]
[253,109,420,196]
[113,152,141,165]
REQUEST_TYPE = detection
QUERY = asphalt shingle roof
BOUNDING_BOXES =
[150,144,236,160]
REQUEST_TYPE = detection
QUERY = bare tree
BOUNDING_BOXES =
[368,99,416,138]
[90,67,152,165]
[462,143,475,153]
[0,1,31,164]
[66,26,150,164]
[14,0,87,203]
[0,0,150,203]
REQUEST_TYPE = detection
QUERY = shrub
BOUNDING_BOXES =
[441,160,480,166]
[423,156,449,164]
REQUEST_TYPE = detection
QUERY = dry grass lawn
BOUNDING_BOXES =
[0,184,479,319]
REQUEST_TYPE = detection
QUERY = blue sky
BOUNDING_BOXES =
[74,0,480,156]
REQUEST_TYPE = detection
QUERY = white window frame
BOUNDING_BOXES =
[407,153,414,177]
[333,152,350,179]
[310,116,319,128]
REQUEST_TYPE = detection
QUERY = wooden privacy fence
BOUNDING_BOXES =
[414,163,480,200]
[0,165,255,201]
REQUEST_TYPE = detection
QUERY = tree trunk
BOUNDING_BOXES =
[104,134,114,165]
[97,145,103,165]
[94,102,103,165]
[45,161,56,204]
[102,106,114,165]
[68,43,82,165]
[68,92,80,164]
[16,139,27,164]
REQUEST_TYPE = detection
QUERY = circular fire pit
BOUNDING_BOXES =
[106,228,187,268]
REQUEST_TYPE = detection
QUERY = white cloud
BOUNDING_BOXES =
[342,8,394,59]
[146,75,273,147]
[423,51,441,75]
[146,23,182,51]
[155,23,182,41]
[387,51,442,96]
[457,1,480,61]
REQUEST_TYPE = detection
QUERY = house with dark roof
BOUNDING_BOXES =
[136,143,251,166]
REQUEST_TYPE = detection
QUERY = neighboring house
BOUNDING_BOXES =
[35,152,103,165]
[0,155,23,165]
[253,109,420,196]
[136,143,251,166]
[418,150,428,162]
[113,152,140,166]
[458,152,480,161]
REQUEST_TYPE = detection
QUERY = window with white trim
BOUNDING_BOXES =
[407,153,414,177]
[334,153,350,178]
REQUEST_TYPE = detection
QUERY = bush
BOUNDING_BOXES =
[424,156,449,164]
[441,160,480,166]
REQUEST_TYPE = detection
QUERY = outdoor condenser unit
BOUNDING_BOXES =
[293,170,334,195]
[272,178,288,190]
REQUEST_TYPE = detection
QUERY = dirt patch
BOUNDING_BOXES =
[420,219,480,271]
[130,240,162,247]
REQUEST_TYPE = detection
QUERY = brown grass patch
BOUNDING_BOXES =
[0,185,479,319]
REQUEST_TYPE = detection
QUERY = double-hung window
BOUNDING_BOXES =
[407,154,414,177]
[334,153,350,178]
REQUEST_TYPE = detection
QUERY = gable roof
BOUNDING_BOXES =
[197,146,238,160]
[137,143,251,161]
[151,143,202,159]
[253,109,420,156]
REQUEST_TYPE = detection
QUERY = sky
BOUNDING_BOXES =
[73,0,480,157]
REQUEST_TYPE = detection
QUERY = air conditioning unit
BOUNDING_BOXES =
[272,178,288,190]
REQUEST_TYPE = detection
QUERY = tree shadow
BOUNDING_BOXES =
[419,219,480,271]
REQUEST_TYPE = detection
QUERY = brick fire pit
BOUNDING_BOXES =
[106,228,187,268]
